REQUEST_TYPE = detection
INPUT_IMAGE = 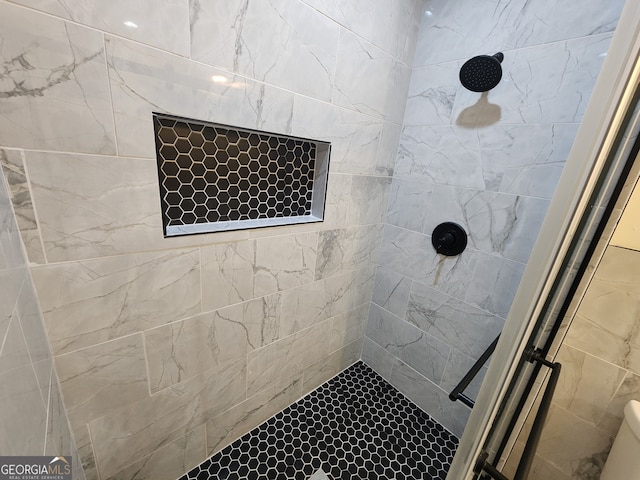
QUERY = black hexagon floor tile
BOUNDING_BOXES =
[178,361,458,480]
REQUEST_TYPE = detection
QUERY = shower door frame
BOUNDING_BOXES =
[447,1,640,479]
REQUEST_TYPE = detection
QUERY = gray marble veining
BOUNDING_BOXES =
[33,248,202,355]
[0,2,115,154]
[407,281,504,359]
[0,149,45,264]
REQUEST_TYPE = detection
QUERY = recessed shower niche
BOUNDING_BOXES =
[153,113,331,236]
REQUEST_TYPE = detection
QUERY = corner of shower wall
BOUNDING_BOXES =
[0,152,85,480]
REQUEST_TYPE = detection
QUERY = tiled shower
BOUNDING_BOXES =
[0,1,626,480]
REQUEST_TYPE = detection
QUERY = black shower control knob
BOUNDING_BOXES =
[432,222,468,256]
[437,232,455,247]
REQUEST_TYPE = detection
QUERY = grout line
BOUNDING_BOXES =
[42,363,53,455]
[141,331,154,398]
[86,424,102,480]
[1,0,404,127]
[102,32,120,158]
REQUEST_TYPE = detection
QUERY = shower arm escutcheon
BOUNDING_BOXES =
[431,222,467,256]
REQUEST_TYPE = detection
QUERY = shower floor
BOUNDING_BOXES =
[179,361,458,480]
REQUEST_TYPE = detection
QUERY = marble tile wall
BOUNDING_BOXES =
[0,1,424,479]
[363,0,626,436]
[0,152,83,477]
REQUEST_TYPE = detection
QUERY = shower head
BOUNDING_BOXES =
[459,52,504,92]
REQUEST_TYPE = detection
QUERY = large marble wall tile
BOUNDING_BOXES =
[25,151,162,262]
[315,225,382,280]
[372,0,423,64]
[404,62,459,126]
[424,185,550,263]
[362,337,398,381]
[302,0,422,64]
[536,405,613,478]
[414,0,517,67]
[477,124,579,198]
[329,304,369,354]
[146,295,280,393]
[33,248,201,355]
[190,0,338,101]
[388,359,470,437]
[395,122,577,198]
[395,125,484,189]
[0,3,115,154]
[315,228,356,280]
[0,149,45,263]
[74,425,98,480]
[0,269,26,334]
[350,266,377,308]
[365,303,405,354]
[564,246,640,372]
[407,282,504,358]
[106,36,295,158]
[366,303,450,384]
[322,174,351,230]
[0,180,26,272]
[303,340,362,392]
[206,375,302,455]
[379,225,478,298]
[385,178,433,233]
[372,267,411,319]
[280,280,333,337]
[351,225,384,272]
[55,334,148,428]
[0,363,47,455]
[507,0,621,52]
[414,0,623,67]
[247,321,330,396]
[10,0,190,56]
[0,269,26,367]
[300,0,374,40]
[106,424,205,480]
[465,253,526,318]
[253,232,318,297]
[348,175,392,226]
[333,30,411,123]
[44,379,76,460]
[0,308,30,376]
[280,273,353,337]
[144,313,219,394]
[90,360,246,479]
[597,372,640,437]
[15,279,52,378]
[439,349,488,401]
[291,97,383,176]
[200,240,256,312]
[452,34,612,125]
[376,122,403,177]
[554,345,626,426]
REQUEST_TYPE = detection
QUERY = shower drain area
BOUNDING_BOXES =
[179,362,458,480]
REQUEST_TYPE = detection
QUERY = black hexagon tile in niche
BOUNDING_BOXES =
[153,114,317,232]
[178,362,459,480]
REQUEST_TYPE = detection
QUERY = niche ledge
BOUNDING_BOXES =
[153,112,331,237]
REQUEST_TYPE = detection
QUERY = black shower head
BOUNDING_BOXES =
[459,52,504,92]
